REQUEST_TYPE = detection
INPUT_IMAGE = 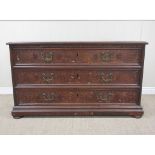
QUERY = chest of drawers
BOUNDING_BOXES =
[7,42,148,118]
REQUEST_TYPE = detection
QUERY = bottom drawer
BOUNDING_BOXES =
[15,87,140,106]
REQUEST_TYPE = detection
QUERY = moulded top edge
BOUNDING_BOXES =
[6,41,148,45]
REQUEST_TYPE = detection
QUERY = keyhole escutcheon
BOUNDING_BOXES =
[77,73,79,79]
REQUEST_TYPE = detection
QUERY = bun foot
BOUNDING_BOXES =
[131,113,143,119]
[13,116,23,119]
[133,115,142,119]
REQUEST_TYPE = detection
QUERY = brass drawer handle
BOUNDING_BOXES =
[101,52,113,62]
[99,72,113,83]
[41,52,53,63]
[41,92,55,101]
[96,92,113,102]
[42,73,54,83]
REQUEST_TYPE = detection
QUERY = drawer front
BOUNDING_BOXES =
[13,48,141,65]
[13,49,78,65]
[15,88,139,105]
[14,68,140,85]
[78,49,141,65]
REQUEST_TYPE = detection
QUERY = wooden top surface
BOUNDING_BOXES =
[6,41,148,45]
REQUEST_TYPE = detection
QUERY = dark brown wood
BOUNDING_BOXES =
[14,87,140,106]
[6,41,148,45]
[13,68,141,85]
[12,48,142,66]
[7,42,148,118]
[11,105,144,118]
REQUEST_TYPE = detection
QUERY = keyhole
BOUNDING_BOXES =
[77,93,79,97]
[77,52,78,57]
[77,73,79,78]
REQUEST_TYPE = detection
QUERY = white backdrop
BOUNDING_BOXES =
[0,21,154,87]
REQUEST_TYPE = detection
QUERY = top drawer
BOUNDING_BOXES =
[12,48,142,66]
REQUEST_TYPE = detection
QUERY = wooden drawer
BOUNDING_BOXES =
[12,48,142,65]
[14,68,141,85]
[15,87,140,106]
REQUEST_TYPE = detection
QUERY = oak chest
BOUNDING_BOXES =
[7,42,148,118]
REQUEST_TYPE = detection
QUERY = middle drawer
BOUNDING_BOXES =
[14,68,141,85]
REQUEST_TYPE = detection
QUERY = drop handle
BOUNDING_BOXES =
[95,92,113,102]
[99,72,113,83]
[101,52,113,62]
[42,73,54,83]
[41,52,53,63]
[40,92,55,101]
